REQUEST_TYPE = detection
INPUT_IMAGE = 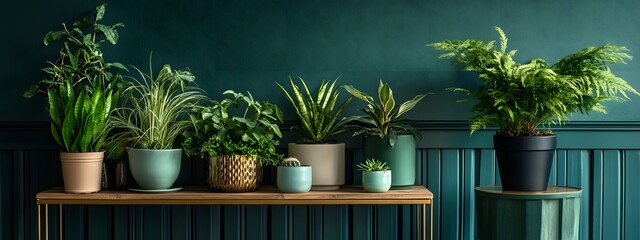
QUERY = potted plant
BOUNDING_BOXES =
[276,76,352,190]
[343,80,428,189]
[23,4,126,193]
[183,90,283,192]
[429,26,639,191]
[357,158,392,193]
[277,157,312,193]
[109,63,206,192]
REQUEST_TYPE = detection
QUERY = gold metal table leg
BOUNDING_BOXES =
[430,202,433,240]
[37,205,41,240]
[59,204,63,240]
[45,204,49,240]
[423,204,426,240]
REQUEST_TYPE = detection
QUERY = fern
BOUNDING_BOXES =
[429,27,638,136]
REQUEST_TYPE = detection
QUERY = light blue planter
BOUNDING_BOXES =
[128,148,182,190]
[277,165,312,193]
[362,170,392,193]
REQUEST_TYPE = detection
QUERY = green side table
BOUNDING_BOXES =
[475,185,582,240]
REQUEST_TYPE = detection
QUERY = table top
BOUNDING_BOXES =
[475,185,582,199]
[37,185,433,205]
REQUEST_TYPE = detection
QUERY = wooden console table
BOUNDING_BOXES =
[37,185,433,240]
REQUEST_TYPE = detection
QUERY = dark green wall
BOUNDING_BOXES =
[2,1,640,240]
[3,0,640,122]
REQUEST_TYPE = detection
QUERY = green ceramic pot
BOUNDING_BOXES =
[362,170,392,193]
[277,165,312,193]
[364,135,415,189]
[128,148,182,190]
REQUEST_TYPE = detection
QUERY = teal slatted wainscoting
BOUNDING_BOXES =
[1,122,640,240]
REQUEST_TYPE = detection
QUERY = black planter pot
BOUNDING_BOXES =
[493,135,557,191]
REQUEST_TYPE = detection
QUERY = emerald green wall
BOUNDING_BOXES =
[2,1,640,240]
[3,0,640,121]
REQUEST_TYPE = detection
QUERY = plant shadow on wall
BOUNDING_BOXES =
[429,26,639,191]
[23,4,127,193]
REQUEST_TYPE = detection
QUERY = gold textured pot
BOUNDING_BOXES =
[206,155,263,192]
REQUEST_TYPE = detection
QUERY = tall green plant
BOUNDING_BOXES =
[23,4,127,152]
[182,90,284,166]
[276,76,352,143]
[109,63,206,149]
[343,80,429,147]
[429,26,639,136]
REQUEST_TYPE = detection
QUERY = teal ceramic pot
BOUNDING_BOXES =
[363,135,415,189]
[128,148,182,190]
[277,165,312,193]
[362,170,392,193]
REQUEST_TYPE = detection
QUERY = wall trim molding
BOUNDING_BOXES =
[2,121,639,150]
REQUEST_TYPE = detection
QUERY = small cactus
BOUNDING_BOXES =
[280,157,301,167]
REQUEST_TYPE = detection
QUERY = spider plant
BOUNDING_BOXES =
[109,62,206,149]
[276,76,352,143]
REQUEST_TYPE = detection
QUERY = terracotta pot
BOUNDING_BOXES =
[60,151,104,193]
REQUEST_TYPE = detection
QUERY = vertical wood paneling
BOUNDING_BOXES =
[0,151,12,240]
[7,146,640,240]
[603,150,622,239]
[625,150,640,240]
[593,150,604,240]
[462,149,475,240]
[142,206,169,239]
[87,206,112,240]
[377,205,397,239]
[194,206,221,240]
[269,205,287,240]
[113,206,129,240]
[16,150,27,240]
[441,149,460,240]
[171,206,191,240]
[323,206,346,239]
[426,149,441,240]
[567,150,590,240]
[478,149,495,186]
[223,206,242,240]
[245,206,266,240]
[556,150,568,186]
[291,206,309,240]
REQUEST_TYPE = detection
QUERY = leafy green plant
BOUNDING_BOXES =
[343,80,429,147]
[357,158,390,171]
[109,63,206,149]
[23,4,127,152]
[280,157,302,167]
[182,90,284,166]
[276,76,352,143]
[429,26,639,136]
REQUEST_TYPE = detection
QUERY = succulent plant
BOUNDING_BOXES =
[280,157,302,167]
[357,158,390,172]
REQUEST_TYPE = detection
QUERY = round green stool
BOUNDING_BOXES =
[475,185,582,240]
